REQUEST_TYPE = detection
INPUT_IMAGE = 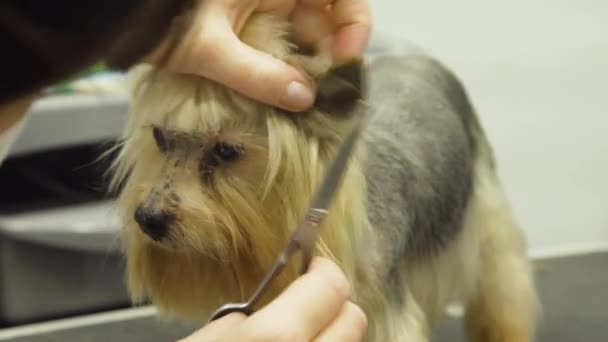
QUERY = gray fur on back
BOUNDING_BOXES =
[361,55,481,280]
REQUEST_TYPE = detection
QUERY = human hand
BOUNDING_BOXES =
[147,0,371,112]
[179,257,368,341]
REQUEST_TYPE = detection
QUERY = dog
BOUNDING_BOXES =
[109,14,539,341]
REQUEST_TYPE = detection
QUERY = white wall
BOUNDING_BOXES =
[371,0,608,258]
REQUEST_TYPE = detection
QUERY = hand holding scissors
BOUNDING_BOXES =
[207,100,371,323]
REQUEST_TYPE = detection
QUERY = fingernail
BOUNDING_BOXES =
[281,81,315,111]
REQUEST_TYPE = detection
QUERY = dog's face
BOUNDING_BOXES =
[109,14,367,316]
[113,58,364,267]
[130,122,269,258]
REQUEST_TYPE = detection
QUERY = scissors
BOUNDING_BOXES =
[206,100,372,324]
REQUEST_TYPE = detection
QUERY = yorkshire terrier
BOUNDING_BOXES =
[109,14,539,341]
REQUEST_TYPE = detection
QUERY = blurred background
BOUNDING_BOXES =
[0,1,606,341]
[373,0,608,258]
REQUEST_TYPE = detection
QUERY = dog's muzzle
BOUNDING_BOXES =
[134,204,175,241]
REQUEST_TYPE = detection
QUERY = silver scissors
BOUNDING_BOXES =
[206,100,372,323]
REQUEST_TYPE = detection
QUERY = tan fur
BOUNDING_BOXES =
[404,146,540,341]
[462,133,540,342]
[111,14,539,341]
[462,164,540,340]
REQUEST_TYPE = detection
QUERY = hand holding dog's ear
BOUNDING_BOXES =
[291,0,373,65]
[178,257,367,342]
[145,0,371,113]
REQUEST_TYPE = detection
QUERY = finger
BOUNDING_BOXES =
[227,0,296,34]
[300,0,334,7]
[245,257,352,339]
[178,313,246,342]
[290,5,334,50]
[187,16,316,112]
[314,302,368,342]
[256,0,298,18]
[330,0,372,62]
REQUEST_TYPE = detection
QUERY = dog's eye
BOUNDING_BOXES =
[152,126,169,153]
[214,142,243,162]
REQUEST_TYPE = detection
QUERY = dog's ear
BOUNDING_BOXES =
[314,58,365,117]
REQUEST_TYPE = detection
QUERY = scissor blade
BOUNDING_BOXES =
[309,102,370,211]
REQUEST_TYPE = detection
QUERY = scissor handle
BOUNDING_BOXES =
[206,249,292,323]
[207,302,253,323]
[206,210,327,324]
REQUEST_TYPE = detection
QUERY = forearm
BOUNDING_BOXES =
[0,96,34,133]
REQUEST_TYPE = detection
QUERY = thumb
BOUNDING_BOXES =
[190,20,316,112]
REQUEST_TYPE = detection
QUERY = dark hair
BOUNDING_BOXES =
[0,0,193,106]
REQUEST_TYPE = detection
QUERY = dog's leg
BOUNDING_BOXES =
[402,291,432,342]
[463,166,540,342]
[368,278,430,342]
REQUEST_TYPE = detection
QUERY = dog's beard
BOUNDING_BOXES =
[119,171,323,319]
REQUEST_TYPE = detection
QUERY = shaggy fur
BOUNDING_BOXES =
[110,14,539,341]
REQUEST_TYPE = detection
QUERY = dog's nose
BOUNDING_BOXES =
[134,205,175,241]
